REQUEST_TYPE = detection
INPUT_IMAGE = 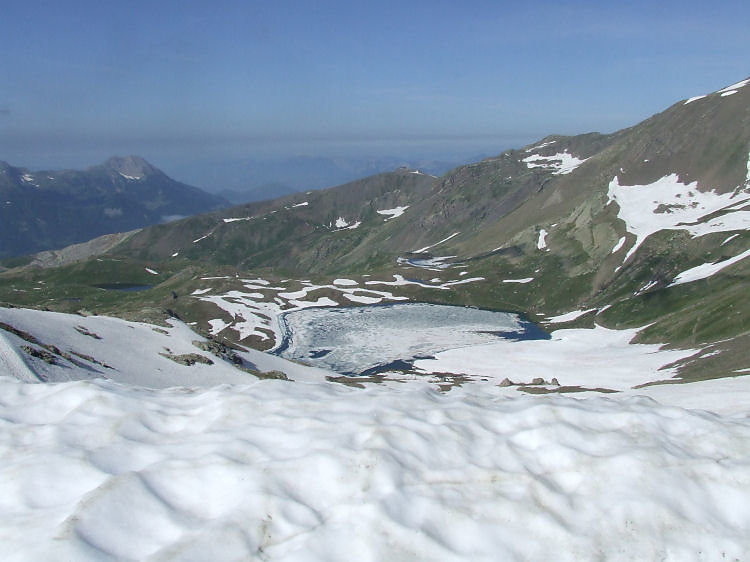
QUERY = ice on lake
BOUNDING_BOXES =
[274,302,547,375]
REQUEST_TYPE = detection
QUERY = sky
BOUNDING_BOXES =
[1,0,749,187]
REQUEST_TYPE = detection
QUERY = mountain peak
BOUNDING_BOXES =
[103,156,158,180]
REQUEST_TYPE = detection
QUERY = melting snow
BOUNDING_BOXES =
[718,79,750,93]
[365,274,483,290]
[607,173,750,262]
[332,217,361,230]
[611,236,627,254]
[377,206,409,221]
[415,324,696,390]
[414,232,459,253]
[670,248,750,286]
[502,278,534,284]
[333,278,357,286]
[522,151,589,175]
[524,140,556,152]
[684,79,749,105]
[546,309,598,323]
[722,233,740,246]
[537,229,548,250]
[145,268,159,275]
[684,95,707,105]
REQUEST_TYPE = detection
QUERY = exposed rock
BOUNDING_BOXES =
[159,351,214,366]
[21,345,57,364]
[75,325,102,339]
[193,339,243,365]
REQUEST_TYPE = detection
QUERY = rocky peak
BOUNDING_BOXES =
[102,156,159,180]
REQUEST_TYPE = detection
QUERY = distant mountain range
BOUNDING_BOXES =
[0,156,228,259]
[183,154,484,204]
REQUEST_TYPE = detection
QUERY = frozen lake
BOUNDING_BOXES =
[273,302,549,375]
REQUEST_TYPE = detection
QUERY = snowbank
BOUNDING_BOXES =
[1,376,750,561]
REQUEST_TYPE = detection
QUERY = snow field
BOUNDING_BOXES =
[414,325,697,391]
[376,206,409,221]
[2,376,750,561]
[607,172,750,262]
[522,151,588,175]
[670,247,750,286]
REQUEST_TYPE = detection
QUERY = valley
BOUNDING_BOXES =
[1,76,749,561]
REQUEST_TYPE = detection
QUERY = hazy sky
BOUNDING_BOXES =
[2,0,749,177]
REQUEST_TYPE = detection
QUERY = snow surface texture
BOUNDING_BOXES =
[607,172,750,262]
[2,376,750,561]
[522,151,588,175]
[0,307,331,387]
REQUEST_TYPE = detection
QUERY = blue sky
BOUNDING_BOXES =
[1,0,748,182]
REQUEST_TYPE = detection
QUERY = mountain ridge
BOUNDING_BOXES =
[1,76,748,381]
[0,156,229,259]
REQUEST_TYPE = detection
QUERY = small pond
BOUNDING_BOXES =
[273,302,549,376]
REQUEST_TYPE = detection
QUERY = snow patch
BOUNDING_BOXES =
[415,324,697,390]
[611,236,627,254]
[413,232,459,253]
[718,78,750,93]
[670,248,750,286]
[377,206,409,221]
[522,151,589,175]
[607,173,750,262]
[524,140,556,152]
[223,217,252,223]
[546,309,598,323]
[537,229,548,250]
[145,268,159,275]
[502,278,534,284]
[331,217,361,230]
[683,95,706,105]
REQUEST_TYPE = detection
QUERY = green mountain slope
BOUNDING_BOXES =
[1,78,748,380]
